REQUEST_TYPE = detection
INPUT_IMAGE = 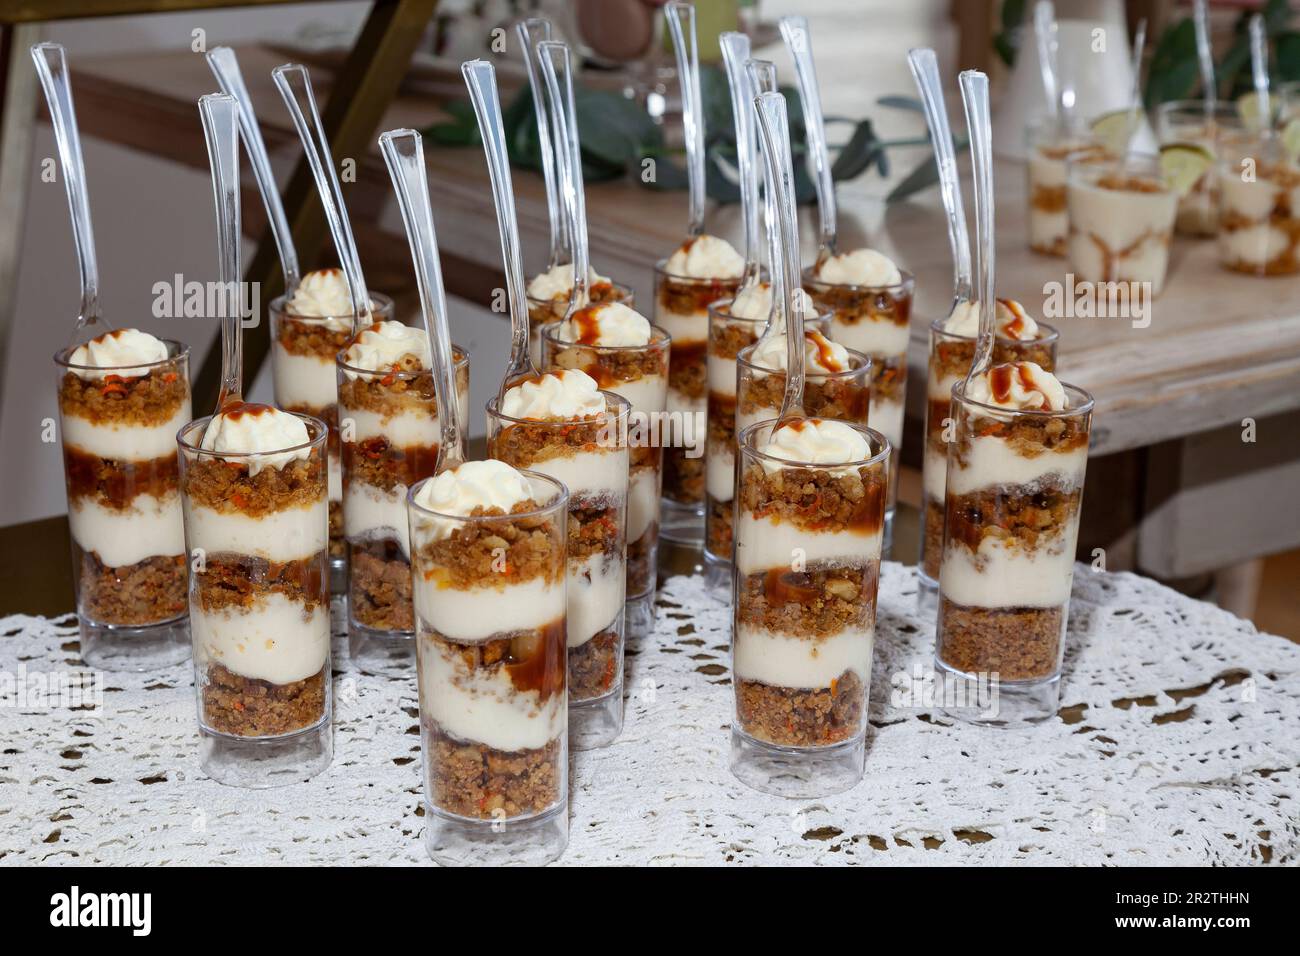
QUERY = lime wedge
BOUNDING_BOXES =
[1160,142,1214,196]
[1090,108,1141,155]
[1282,118,1300,162]
[1236,91,1274,132]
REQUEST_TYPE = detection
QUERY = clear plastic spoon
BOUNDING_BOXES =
[1250,14,1271,134]
[1122,18,1148,159]
[378,129,464,471]
[720,32,762,293]
[1193,0,1216,117]
[31,42,106,344]
[516,18,568,271]
[666,2,706,239]
[463,58,537,401]
[539,41,591,322]
[207,47,300,291]
[908,47,972,312]
[1033,1,1060,129]
[746,58,783,347]
[959,70,996,386]
[273,63,372,330]
[779,15,836,259]
[198,93,244,411]
[754,89,806,426]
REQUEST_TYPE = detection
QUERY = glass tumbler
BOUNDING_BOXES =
[178,412,332,787]
[1217,131,1300,276]
[525,278,634,367]
[55,339,192,671]
[1155,100,1241,237]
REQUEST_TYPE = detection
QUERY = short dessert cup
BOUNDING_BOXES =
[269,291,395,593]
[1065,154,1179,295]
[177,413,332,787]
[1155,101,1241,237]
[336,345,469,662]
[801,264,906,550]
[487,393,630,750]
[526,279,633,367]
[55,340,192,671]
[730,419,890,798]
[1024,119,1110,256]
[918,320,1060,615]
[934,381,1094,726]
[408,471,569,866]
[541,323,670,641]
[653,259,742,543]
[1216,132,1300,276]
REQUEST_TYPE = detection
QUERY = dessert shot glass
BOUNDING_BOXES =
[55,340,192,671]
[654,260,742,542]
[1024,119,1111,256]
[487,392,630,749]
[541,323,670,641]
[1216,132,1300,275]
[526,278,634,367]
[269,290,394,592]
[410,470,569,866]
[794,265,904,543]
[918,319,1060,614]
[337,345,468,655]
[730,419,890,797]
[1066,153,1179,295]
[934,380,1094,725]
[178,412,332,787]
[1155,101,1241,237]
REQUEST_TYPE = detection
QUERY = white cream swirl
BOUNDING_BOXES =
[526,263,611,301]
[68,329,169,380]
[728,282,815,322]
[557,301,652,347]
[816,248,902,287]
[342,321,431,374]
[664,234,745,279]
[760,418,871,474]
[966,361,1066,411]
[286,268,373,325]
[199,403,312,475]
[414,459,535,518]
[501,369,606,421]
[944,298,1040,340]
[750,329,850,375]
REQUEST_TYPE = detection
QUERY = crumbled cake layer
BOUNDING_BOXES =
[706,494,733,558]
[568,498,622,563]
[806,281,910,328]
[736,669,864,747]
[202,662,327,737]
[627,516,658,598]
[328,501,344,558]
[546,339,666,390]
[930,336,1056,384]
[276,313,352,360]
[194,551,327,615]
[77,551,187,626]
[736,562,879,637]
[58,365,187,427]
[414,503,561,591]
[528,280,621,326]
[668,340,707,401]
[937,598,1063,681]
[945,482,1083,554]
[738,368,870,424]
[709,313,760,359]
[490,418,613,472]
[922,496,945,580]
[663,444,705,505]
[426,721,562,820]
[183,453,326,516]
[337,358,466,421]
[953,408,1089,462]
[343,438,438,493]
[63,446,179,507]
[658,274,740,317]
[350,539,413,631]
[569,628,620,701]
[738,463,885,537]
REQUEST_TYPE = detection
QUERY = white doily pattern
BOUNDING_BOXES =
[2,564,1297,866]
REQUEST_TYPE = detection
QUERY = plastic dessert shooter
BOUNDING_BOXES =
[541,312,670,642]
[1024,119,1111,256]
[525,265,633,366]
[1155,101,1241,237]
[802,255,910,553]
[336,323,469,656]
[177,408,332,787]
[487,372,630,749]
[1066,153,1179,295]
[934,364,1094,725]
[409,462,569,866]
[654,237,745,542]
[269,271,394,592]
[55,332,193,671]
[918,301,1059,616]
[1216,132,1300,276]
[730,417,890,797]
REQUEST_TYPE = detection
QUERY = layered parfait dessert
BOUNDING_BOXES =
[1155,102,1238,236]
[409,460,568,862]
[1066,155,1179,295]
[935,362,1093,723]
[731,417,888,797]
[1217,134,1300,275]
[336,320,468,640]
[525,263,632,366]
[654,235,745,530]
[1025,121,1111,255]
[178,404,332,781]
[56,329,192,668]
[269,268,393,581]
[920,300,1058,597]
[542,302,669,631]
[803,248,910,542]
[488,369,629,748]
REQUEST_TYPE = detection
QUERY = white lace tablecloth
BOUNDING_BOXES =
[3,563,1298,866]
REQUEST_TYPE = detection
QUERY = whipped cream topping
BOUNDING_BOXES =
[557,301,652,347]
[526,263,611,301]
[816,248,902,287]
[68,328,169,380]
[761,418,871,473]
[200,403,312,475]
[414,459,535,519]
[286,268,371,325]
[944,298,1040,340]
[664,234,745,279]
[967,361,1066,412]
[728,282,815,322]
[751,329,850,375]
[343,321,431,373]
[501,369,606,421]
